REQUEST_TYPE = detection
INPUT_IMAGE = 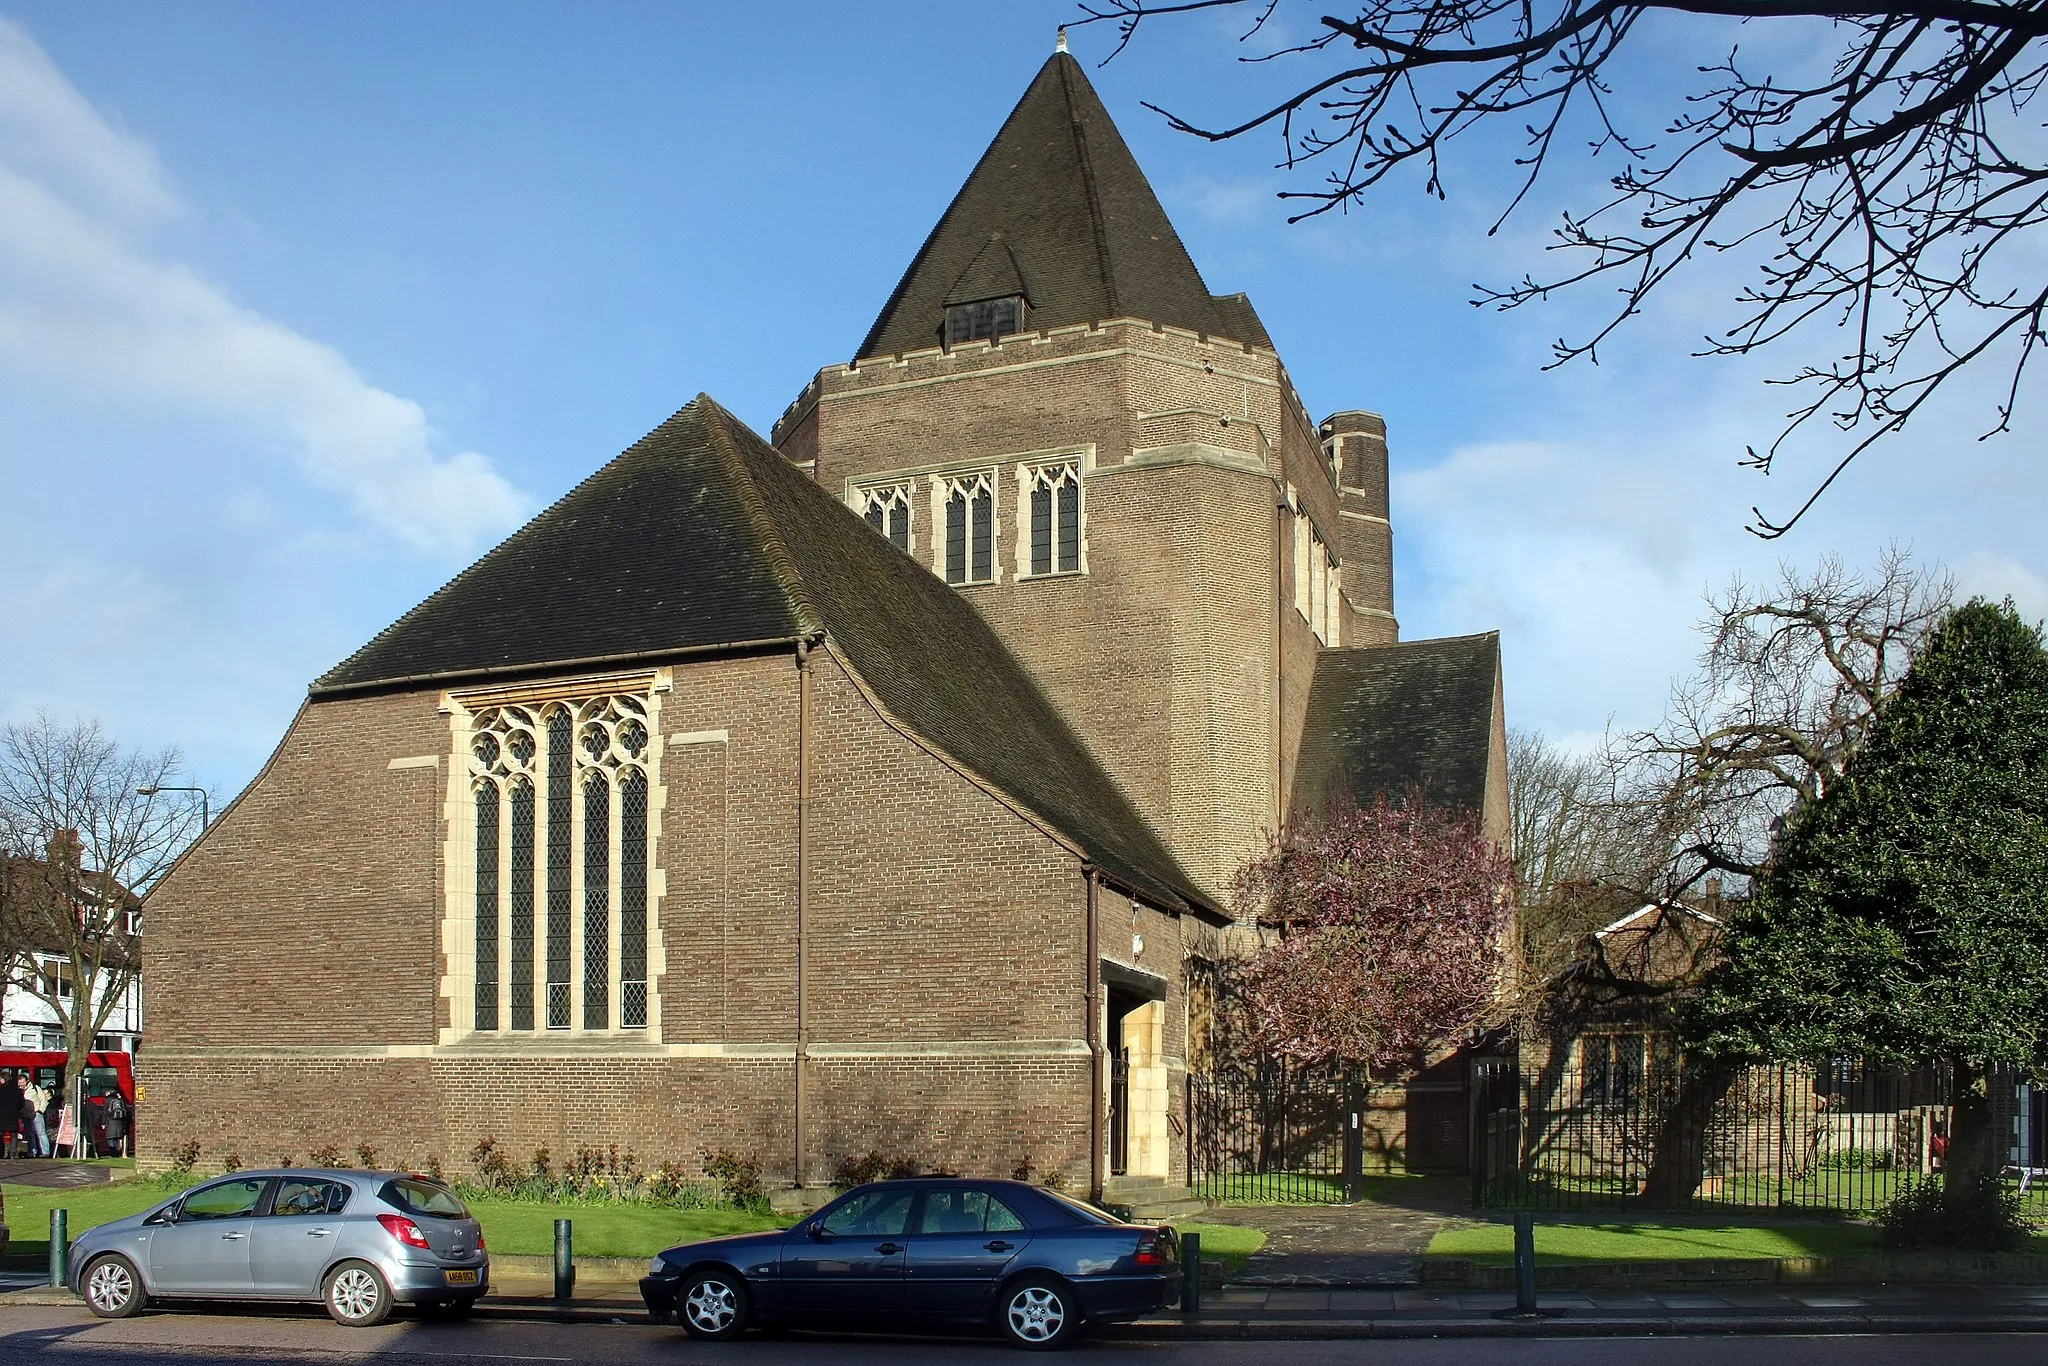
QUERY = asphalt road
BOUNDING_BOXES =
[2,1305,2045,1365]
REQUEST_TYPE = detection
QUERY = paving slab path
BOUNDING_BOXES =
[1196,1179,1486,1286]
[0,1160,119,1190]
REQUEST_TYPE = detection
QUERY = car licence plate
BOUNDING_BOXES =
[444,1269,479,1285]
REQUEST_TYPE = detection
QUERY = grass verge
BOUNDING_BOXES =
[5,1178,1245,1266]
[464,1198,784,1257]
[0,1179,781,1265]
[1426,1221,1894,1265]
[1174,1221,1267,1276]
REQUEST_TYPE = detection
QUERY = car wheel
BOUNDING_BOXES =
[82,1254,147,1319]
[323,1260,395,1327]
[677,1268,749,1341]
[998,1275,1078,1350]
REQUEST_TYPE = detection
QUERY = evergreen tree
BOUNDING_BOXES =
[1691,599,2048,1196]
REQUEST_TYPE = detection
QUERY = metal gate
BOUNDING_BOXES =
[1188,1064,1362,1203]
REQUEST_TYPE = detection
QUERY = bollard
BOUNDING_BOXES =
[1180,1232,1202,1312]
[1512,1211,1536,1314]
[553,1218,575,1305]
[49,1208,68,1289]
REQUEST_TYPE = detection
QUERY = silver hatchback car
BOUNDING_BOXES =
[67,1169,489,1326]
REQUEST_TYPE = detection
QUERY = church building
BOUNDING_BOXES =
[141,49,1506,1197]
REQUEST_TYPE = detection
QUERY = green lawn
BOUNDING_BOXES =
[1174,1221,1267,1275]
[4,1178,1247,1266]
[1428,1221,1883,1265]
[464,1198,784,1257]
[0,1179,784,1264]
[1196,1172,1427,1206]
[2,1178,189,1263]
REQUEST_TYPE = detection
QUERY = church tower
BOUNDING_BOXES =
[772,50,1404,901]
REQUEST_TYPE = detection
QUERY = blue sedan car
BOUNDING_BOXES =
[641,1178,1180,1349]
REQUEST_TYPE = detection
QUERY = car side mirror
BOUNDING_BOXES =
[807,1221,829,1242]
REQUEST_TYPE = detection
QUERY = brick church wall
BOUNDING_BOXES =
[139,645,1183,1189]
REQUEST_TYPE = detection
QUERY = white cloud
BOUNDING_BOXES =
[1955,552,2048,620]
[0,17,530,554]
[0,20,179,225]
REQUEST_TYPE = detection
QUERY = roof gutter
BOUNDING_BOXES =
[306,637,803,700]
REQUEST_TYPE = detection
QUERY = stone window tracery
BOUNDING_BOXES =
[465,691,655,1034]
[854,482,913,553]
[1022,461,1082,577]
[936,471,996,585]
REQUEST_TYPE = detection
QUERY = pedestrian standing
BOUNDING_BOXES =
[103,1089,131,1160]
[0,1072,22,1158]
[24,1077,51,1157]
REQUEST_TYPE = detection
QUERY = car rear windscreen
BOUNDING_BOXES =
[382,1178,469,1218]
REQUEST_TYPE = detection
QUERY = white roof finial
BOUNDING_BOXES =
[1056,26,1068,54]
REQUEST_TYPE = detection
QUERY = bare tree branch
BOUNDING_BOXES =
[0,714,206,1074]
[1077,0,2048,533]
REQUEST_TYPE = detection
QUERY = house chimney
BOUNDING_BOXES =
[1705,875,1723,916]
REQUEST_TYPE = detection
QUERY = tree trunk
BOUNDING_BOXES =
[1944,1054,1998,1203]
[1642,1058,1738,1206]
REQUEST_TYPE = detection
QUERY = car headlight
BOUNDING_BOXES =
[649,1255,671,1276]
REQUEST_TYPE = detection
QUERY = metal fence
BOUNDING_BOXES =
[1476,1054,2048,1213]
[1186,1065,1361,1204]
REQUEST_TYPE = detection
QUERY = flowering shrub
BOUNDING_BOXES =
[1231,793,1513,1073]
[461,1136,730,1209]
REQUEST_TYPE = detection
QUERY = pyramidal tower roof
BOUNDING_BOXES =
[857,51,1266,359]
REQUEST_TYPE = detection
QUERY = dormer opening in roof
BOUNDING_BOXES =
[942,234,1031,349]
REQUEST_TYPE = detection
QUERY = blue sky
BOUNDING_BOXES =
[2,2,2041,803]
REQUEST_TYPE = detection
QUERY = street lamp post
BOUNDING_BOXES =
[136,785,209,830]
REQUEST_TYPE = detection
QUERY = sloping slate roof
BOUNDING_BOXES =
[315,411,817,691]
[857,52,1240,359]
[1210,292,1274,350]
[317,396,1215,918]
[946,236,1033,306]
[1292,633,1500,815]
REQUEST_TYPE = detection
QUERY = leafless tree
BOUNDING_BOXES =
[1075,0,2048,534]
[1615,544,1952,895]
[1508,726,1682,1002]
[0,714,206,1078]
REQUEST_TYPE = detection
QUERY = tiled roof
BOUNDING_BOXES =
[1292,633,1501,815]
[315,410,817,692]
[856,52,1248,359]
[315,396,1218,919]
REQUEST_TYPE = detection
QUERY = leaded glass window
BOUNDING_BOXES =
[582,772,609,1029]
[1025,462,1081,576]
[855,483,913,553]
[472,785,499,1030]
[509,781,535,1029]
[620,769,649,1029]
[466,690,654,1035]
[941,472,995,585]
[546,708,573,1029]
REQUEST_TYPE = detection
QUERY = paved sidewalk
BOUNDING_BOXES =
[1195,1180,1479,1286]
[8,1278,2048,1338]
[0,1160,120,1190]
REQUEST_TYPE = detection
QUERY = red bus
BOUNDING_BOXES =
[0,1050,137,1156]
